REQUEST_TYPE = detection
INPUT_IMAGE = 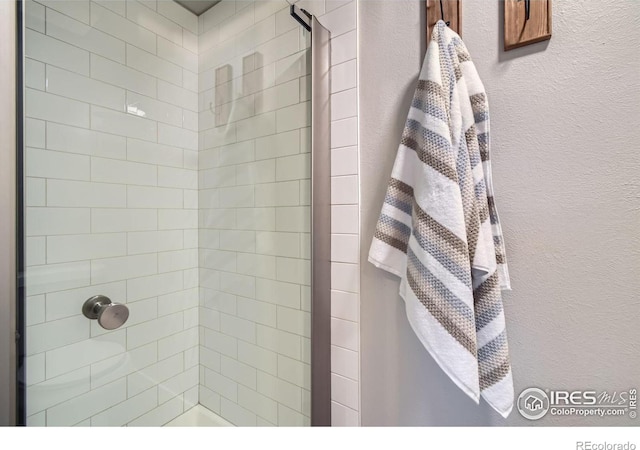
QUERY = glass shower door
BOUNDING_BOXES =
[21,0,314,426]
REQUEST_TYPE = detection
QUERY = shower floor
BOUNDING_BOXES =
[165,405,234,427]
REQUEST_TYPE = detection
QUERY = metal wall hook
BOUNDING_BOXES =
[440,0,450,26]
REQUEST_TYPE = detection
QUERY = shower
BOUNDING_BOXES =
[3,0,331,427]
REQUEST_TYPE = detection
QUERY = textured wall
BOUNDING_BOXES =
[359,0,640,425]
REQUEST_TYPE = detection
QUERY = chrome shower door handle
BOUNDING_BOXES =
[82,295,129,330]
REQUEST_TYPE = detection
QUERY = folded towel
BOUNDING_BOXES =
[368,21,514,417]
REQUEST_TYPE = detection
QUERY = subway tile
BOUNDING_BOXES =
[91,253,157,284]
[331,205,359,234]
[199,386,221,414]
[331,29,356,65]
[236,208,275,231]
[127,92,183,127]
[331,262,360,293]
[331,373,358,410]
[127,138,184,168]
[331,117,358,148]
[276,102,310,133]
[331,289,359,323]
[26,89,89,128]
[45,330,126,379]
[26,315,88,356]
[126,311,183,349]
[158,248,198,272]
[25,58,45,90]
[158,37,197,73]
[91,209,157,233]
[45,281,126,322]
[127,186,183,209]
[158,80,199,111]
[25,352,45,386]
[331,317,359,352]
[200,208,236,230]
[127,353,183,397]
[221,397,257,427]
[26,148,90,181]
[236,254,276,281]
[256,325,301,360]
[183,110,199,132]
[91,387,158,426]
[331,88,357,121]
[158,209,198,230]
[277,354,310,388]
[219,185,254,208]
[47,9,124,64]
[220,313,257,343]
[331,345,359,381]
[183,29,198,54]
[126,0,183,45]
[331,175,359,204]
[127,230,184,255]
[158,289,198,317]
[25,29,89,76]
[90,2,156,54]
[276,257,310,285]
[254,181,299,207]
[199,346,221,372]
[236,112,276,141]
[331,233,359,264]
[255,130,299,160]
[47,180,126,208]
[204,369,238,402]
[91,54,156,98]
[47,233,126,264]
[25,118,45,148]
[257,371,302,413]
[158,366,199,404]
[255,278,300,309]
[278,403,308,426]
[218,140,255,166]
[275,207,310,233]
[331,59,357,94]
[26,412,45,427]
[200,289,236,315]
[331,401,359,426]
[200,166,236,189]
[256,231,300,258]
[331,146,358,176]
[183,68,198,92]
[237,385,278,424]
[128,395,183,426]
[26,237,45,266]
[221,356,257,390]
[89,342,157,389]
[127,271,184,302]
[218,230,255,253]
[127,44,182,85]
[159,123,198,151]
[274,50,308,85]
[25,295,45,326]
[236,159,276,186]
[275,154,310,182]
[91,157,157,186]
[45,0,90,24]
[203,328,238,360]
[25,0,45,32]
[47,65,125,112]
[276,306,310,338]
[27,367,90,416]
[26,261,90,296]
[200,306,221,331]
[47,123,126,159]
[320,1,356,36]
[93,0,126,16]
[91,105,157,142]
[157,0,198,33]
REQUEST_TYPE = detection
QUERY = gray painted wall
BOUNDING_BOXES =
[359,0,640,426]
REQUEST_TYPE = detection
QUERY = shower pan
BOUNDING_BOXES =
[2,0,331,427]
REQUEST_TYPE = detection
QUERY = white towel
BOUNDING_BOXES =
[368,21,514,417]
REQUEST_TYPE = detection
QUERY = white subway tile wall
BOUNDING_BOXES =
[24,0,359,427]
[197,0,313,426]
[24,0,199,426]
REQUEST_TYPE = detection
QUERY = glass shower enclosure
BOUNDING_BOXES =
[16,0,330,426]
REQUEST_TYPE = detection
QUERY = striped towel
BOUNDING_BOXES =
[368,21,514,417]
